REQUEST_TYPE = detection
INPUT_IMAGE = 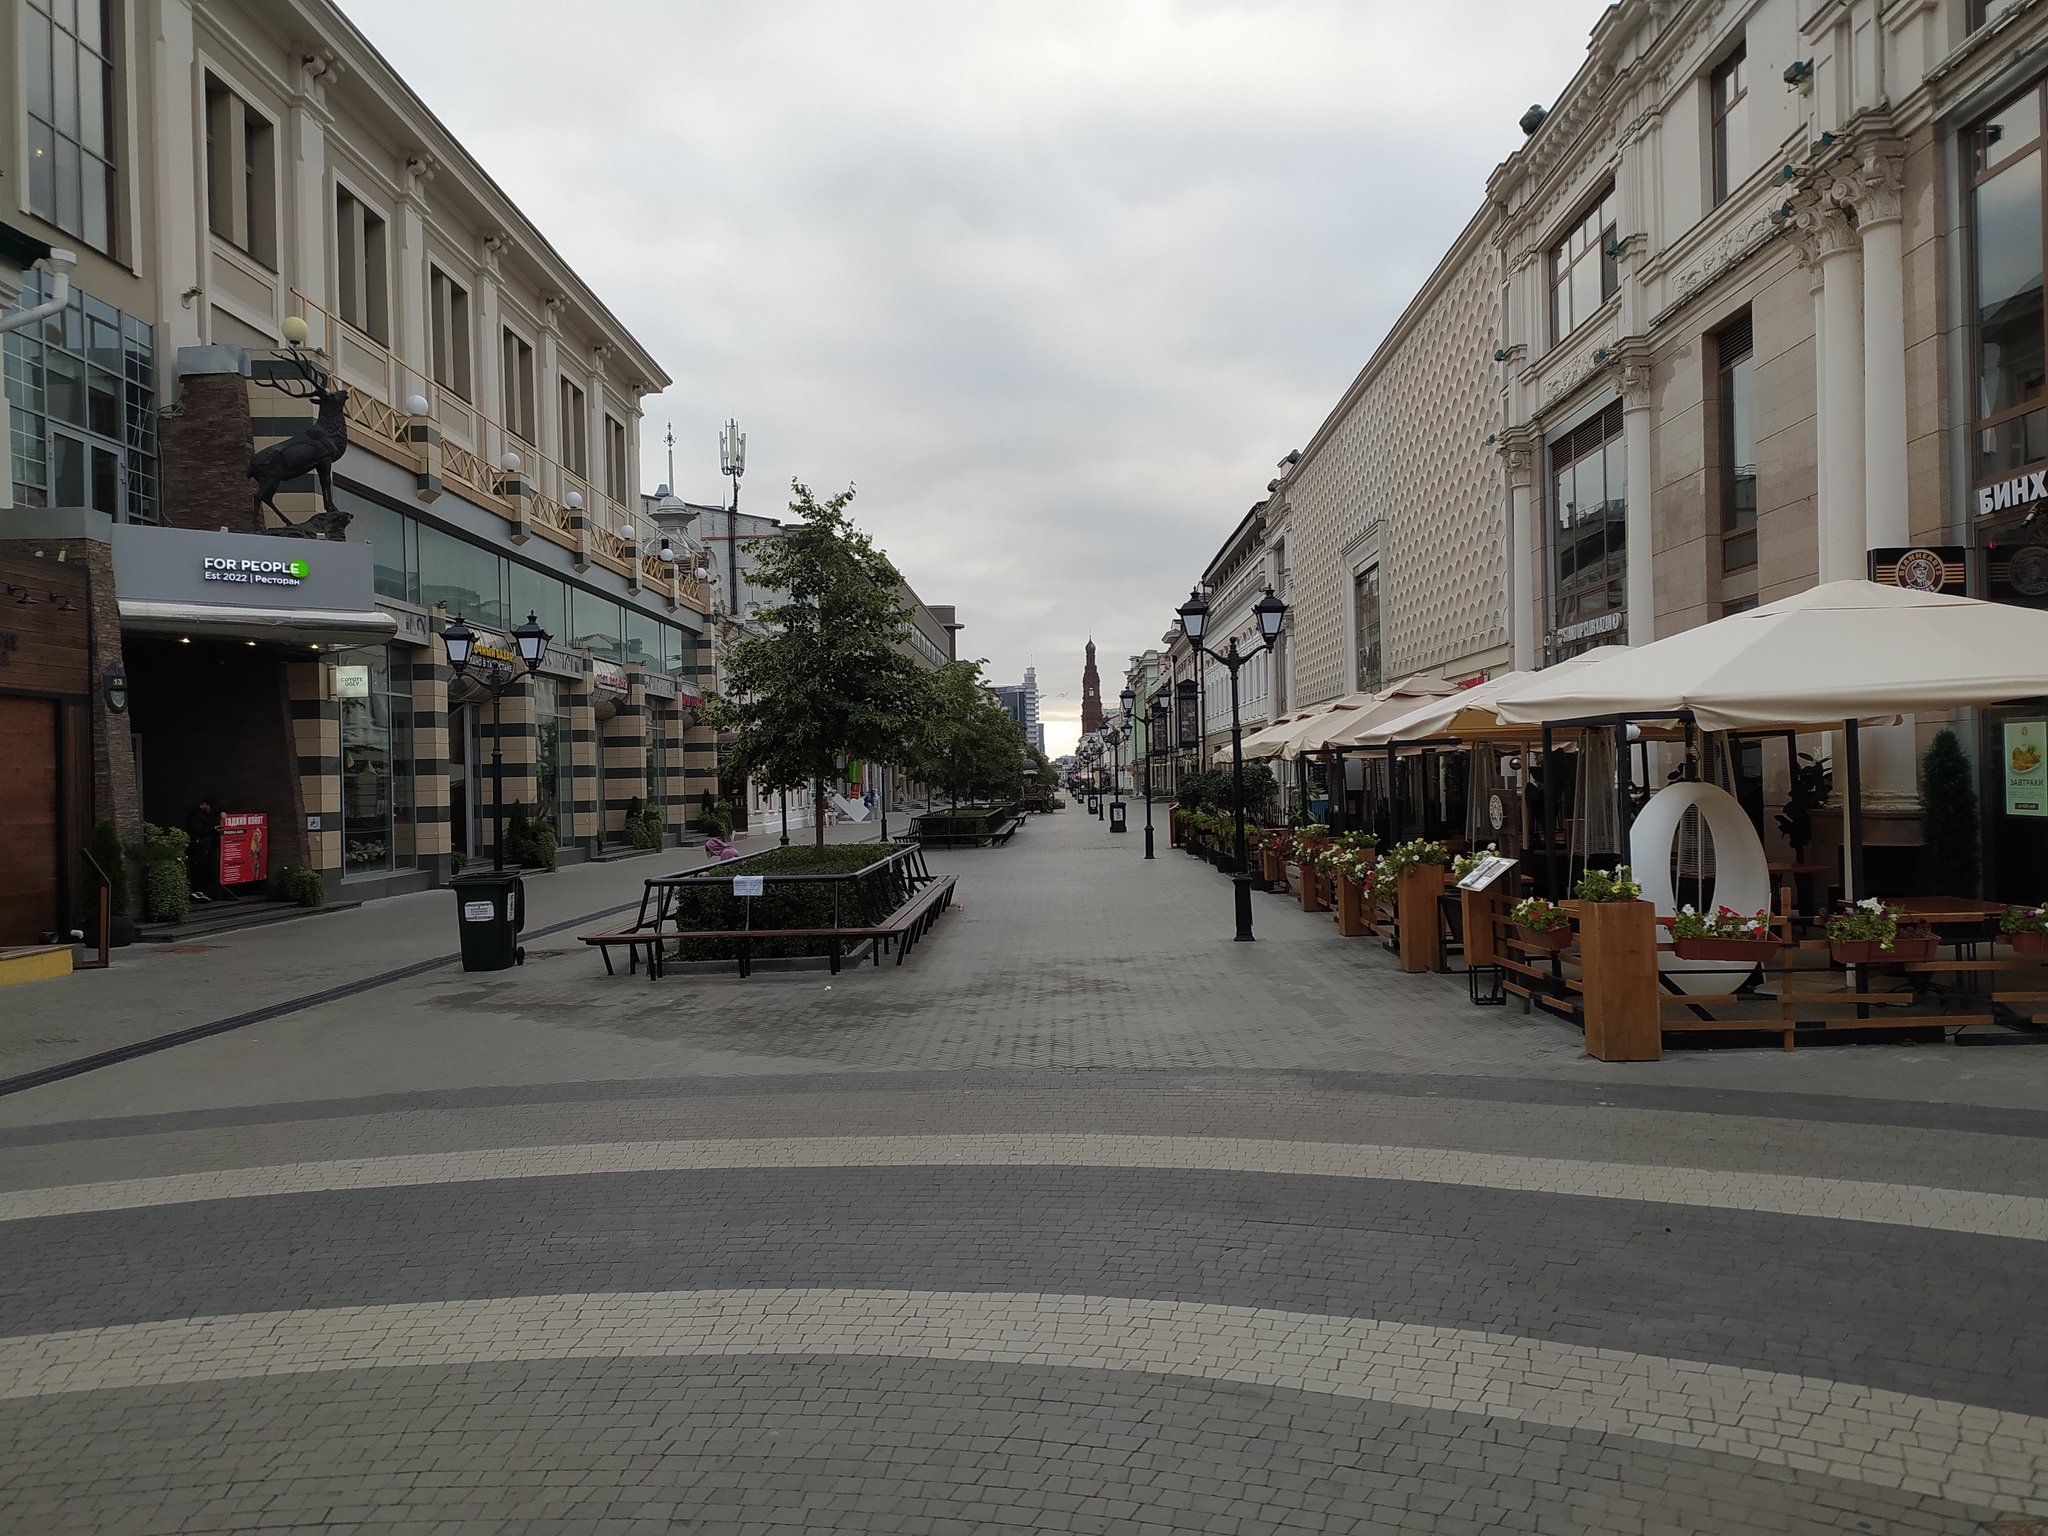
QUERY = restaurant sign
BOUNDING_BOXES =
[2006,720,2047,818]
[1868,546,1968,595]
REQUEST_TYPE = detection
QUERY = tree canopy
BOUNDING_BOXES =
[902,660,1030,810]
[705,482,927,844]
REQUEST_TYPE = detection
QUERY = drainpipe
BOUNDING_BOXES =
[0,250,75,512]
[0,248,75,338]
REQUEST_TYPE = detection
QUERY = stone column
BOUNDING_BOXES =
[1853,148,1909,551]
[392,156,435,403]
[1620,357,1655,642]
[1809,195,1867,583]
[287,659,341,888]
[1501,438,1539,670]
[567,678,599,854]
[411,644,452,878]
[601,673,647,842]
[154,0,205,354]
[286,53,335,326]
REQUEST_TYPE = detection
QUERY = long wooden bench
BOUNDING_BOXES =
[584,874,958,979]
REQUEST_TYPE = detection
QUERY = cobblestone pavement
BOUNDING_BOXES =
[3,809,2045,1533]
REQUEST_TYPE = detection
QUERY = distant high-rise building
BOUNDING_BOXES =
[1081,641,1104,734]
[992,667,1044,753]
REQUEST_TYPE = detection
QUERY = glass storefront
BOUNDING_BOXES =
[533,677,573,846]
[337,645,415,877]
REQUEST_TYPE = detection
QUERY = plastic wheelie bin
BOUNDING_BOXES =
[451,869,526,971]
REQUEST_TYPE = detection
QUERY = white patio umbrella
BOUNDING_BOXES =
[1493,581,2048,732]
[1337,647,1633,748]
[1298,675,1458,753]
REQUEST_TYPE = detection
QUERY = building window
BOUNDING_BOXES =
[203,76,275,266]
[335,188,389,344]
[1717,312,1757,573]
[604,413,628,502]
[337,645,415,877]
[1973,0,2027,29]
[429,267,472,400]
[1710,43,1747,208]
[1547,400,1627,655]
[1353,564,1382,693]
[533,677,572,846]
[559,378,588,477]
[502,329,535,442]
[1550,186,1618,344]
[1970,85,2048,497]
[645,704,667,824]
[4,271,156,520]
[23,0,118,255]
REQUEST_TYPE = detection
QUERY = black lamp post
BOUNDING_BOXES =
[1176,584,1288,941]
[442,610,551,872]
[1145,681,1171,860]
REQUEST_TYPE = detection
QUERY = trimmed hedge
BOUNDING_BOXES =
[668,844,919,960]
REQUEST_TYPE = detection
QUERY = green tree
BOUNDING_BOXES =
[903,660,1028,810]
[703,482,927,846]
[1921,729,1980,897]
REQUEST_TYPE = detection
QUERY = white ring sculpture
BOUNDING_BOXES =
[1628,780,1773,996]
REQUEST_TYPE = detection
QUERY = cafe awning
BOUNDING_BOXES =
[1493,581,2048,732]
[120,599,398,649]
[1341,647,1634,747]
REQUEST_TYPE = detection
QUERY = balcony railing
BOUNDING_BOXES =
[285,291,706,611]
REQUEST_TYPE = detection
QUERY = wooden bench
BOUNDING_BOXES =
[577,884,671,977]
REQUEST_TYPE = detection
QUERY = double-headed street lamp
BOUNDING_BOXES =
[442,610,552,871]
[1176,584,1288,941]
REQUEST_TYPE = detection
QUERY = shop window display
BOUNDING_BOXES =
[338,645,414,877]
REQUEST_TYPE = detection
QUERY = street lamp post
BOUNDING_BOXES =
[1145,682,1171,860]
[1175,585,1288,942]
[442,611,552,871]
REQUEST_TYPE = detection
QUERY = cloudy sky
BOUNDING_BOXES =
[339,0,1609,758]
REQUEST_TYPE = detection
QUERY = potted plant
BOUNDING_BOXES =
[1666,903,1782,963]
[1451,844,1499,884]
[1572,864,1643,904]
[1510,895,1572,951]
[2000,904,2048,956]
[1378,838,1453,971]
[1569,864,1662,1064]
[1826,898,1937,964]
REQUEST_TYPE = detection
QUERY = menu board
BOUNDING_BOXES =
[1456,855,1518,892]
[219,812,270,885]
[2006,721,2047,817]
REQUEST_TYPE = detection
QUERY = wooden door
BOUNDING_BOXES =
[0,696,61,945]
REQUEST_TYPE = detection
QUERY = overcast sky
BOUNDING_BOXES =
[339,0,1610,758]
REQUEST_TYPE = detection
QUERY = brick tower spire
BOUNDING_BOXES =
[1080,638,1104,734]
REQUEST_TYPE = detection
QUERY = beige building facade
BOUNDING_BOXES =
[3,0,705,923]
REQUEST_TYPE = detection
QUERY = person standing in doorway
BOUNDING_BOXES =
[185,797,222,903]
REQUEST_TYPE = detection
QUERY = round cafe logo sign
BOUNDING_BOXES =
[1894,548,1947,592]
[2011,545,2048,598]
[1488,792,1505,831]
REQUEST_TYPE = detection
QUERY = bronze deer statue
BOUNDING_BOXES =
[248,351,353,539]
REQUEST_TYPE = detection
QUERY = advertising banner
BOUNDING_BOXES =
[219,813,270,885]
[2006,721,2047,818]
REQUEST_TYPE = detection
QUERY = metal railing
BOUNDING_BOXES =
[284,291,707,609]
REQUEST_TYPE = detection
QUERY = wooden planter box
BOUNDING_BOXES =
[1396,864,1447,972]
[2003,929,2048,955]
[1831,936,1938,965]
[1672,936,1783,964]
[1336,872,1373,937]
[1576,899,1660,1061]
[1515,923,1572,952]
[1262,849,1287,885]
[1300,858,1327,912]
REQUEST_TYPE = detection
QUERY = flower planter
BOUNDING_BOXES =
[2005,929,2048,956]
[1831,936,1938,965]
[1262,849,1287,885]
[1396,863,1447,972]
[1336,873,1372,937]
[1299,858,1327,913]
[1515,923,1572,952]
[1577,899,1661,1062]
[1672,936,1783,964]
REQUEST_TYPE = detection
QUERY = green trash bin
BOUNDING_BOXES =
[451,869,526,971]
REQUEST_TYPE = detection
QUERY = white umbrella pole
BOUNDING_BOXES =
[1843,718,1865,903]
